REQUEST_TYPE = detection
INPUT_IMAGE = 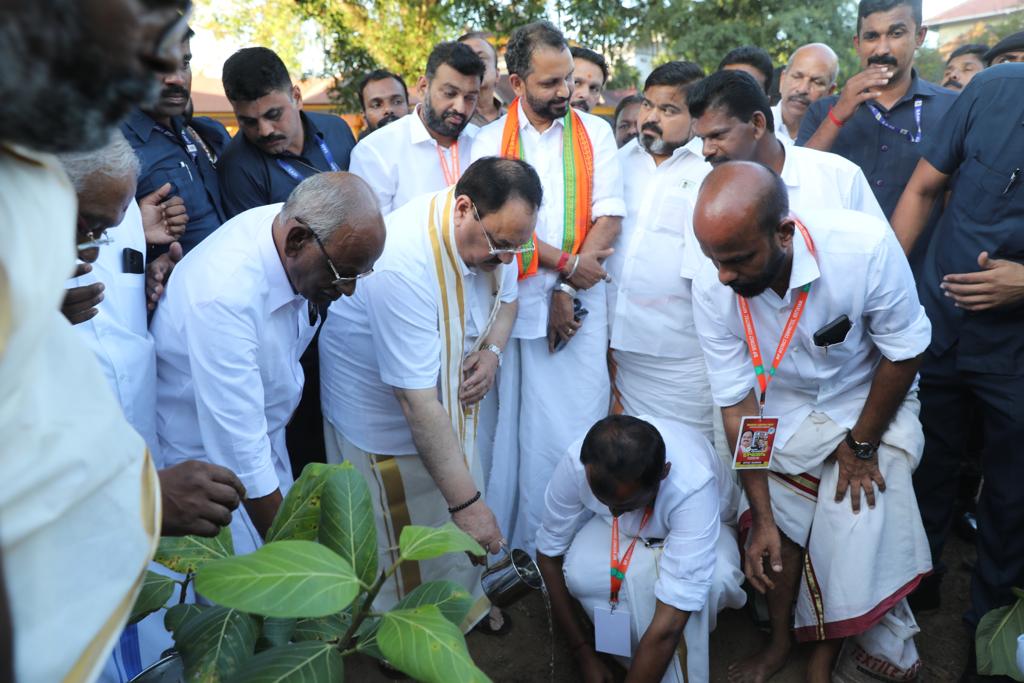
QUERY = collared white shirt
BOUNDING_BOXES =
[535,416,737,613]
[152,204,315,497]
[772,103,796,146]
[350,107,475,215]
[320,191,517,455]
[691,209,931,449]
[69,201,158,457]
[681,144,886,279]
[607,136,711,359]
[471,101,625,339]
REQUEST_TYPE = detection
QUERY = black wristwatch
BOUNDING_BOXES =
[844,430,877,461]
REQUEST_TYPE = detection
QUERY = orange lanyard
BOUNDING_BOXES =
[736,220,816,415]
[610,506,653,607]
[436,142,460,186]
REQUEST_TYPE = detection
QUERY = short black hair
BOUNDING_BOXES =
[613,94,643,123]
[688,69,775,133]
[222,47,292,102]
[644,60,705,98]
[579,416,667,496]
[455,157,543,218]
[947,43,988,64]
[426,41,486,82]
[856,0,922,33]
[357,70,408,110]
[458,31,499,69]
[718,46,774,93]
[505,20,567,78]
[570,46,609,84]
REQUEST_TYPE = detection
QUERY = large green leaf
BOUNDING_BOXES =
[976,590,1024,681]
[171,606,260,682]
[378,606,490,683]
[293,612,351,643]
[195,540,360,618]
[398,522,484,562]
[155,526,234,574]
[128,571,176,625]
[266,463,330,542]
[226,641,343,683]
[165,603,207,632]
[258,617,297,651]
[356,581,474,659]
[319,463,378,587]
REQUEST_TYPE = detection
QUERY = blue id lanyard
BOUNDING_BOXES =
[866,99,922,143]
[275,135,341,180]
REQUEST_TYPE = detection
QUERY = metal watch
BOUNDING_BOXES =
[482,343,503,367]
[844,430,877,460]
[555,281,578,298]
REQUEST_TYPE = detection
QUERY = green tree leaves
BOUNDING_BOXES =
[399,522,484,561]
[128,571,176,625]
[379,605,489,683]
[976,587,1024,681]
[267,463,330,543]
[155,525,234,574]
[196,541,360,618]
[319,464,378,586]
[226,642,344,683]
[171,606,260,681]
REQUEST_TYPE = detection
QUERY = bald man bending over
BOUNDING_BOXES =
[690,162,933,682]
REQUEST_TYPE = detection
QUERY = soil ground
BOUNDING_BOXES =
[349,533,975,682]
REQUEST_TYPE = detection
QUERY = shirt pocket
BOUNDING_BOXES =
[147,164,205,216]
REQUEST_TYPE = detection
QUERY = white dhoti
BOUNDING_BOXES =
[489,282,611,555]
[564,516,746,682]
[737,396,932,641]
[325,425,491,632]
[609,350,714,443]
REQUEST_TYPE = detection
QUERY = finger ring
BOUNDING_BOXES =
[603,274,613,283]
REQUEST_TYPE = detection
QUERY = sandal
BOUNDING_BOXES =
[473,610,512,637]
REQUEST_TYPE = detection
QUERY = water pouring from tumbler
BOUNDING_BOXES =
[481,543,543,608]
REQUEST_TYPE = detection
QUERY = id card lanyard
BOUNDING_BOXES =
[736,220,817,417]
[436,142,460,186]
[276,135,342,181]
[609,506,653,610]
[866,99,922,144]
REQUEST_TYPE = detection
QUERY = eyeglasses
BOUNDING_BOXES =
[471,204,534,255]
[77,215,113,249]
[296,218,374,288]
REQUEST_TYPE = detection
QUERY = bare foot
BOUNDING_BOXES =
[487,605,504,630]
[727,637,791,683]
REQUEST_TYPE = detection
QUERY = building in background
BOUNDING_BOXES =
[926,0,1024,55]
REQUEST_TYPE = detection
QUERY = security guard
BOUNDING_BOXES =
[891,63,1024,680]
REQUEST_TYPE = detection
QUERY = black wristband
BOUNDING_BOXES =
[447,491,481,514]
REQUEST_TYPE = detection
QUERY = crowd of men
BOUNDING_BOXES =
[1,0,1023,682]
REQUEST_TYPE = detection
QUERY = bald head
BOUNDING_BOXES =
[779,43,839,134]
[786,44,839,83]
[695,162,793,298]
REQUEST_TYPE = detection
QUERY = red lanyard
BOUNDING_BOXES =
[610,506,653,607]
[436,142,460,186]
[736,220,816,415]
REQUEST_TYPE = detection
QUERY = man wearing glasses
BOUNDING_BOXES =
[151,172,384,556]
[319,157,541,635]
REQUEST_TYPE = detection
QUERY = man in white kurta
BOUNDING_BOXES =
[470,21,625,555]
[691,162,932,681]
[320,158,540,630]
[606,61,713,440]
[536,416,746,683]
[771,43,840,147]
[350,41,484,214]
[153,172,385,555]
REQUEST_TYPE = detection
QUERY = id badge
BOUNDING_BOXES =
[594,605,631,657]
[733,416,780,470]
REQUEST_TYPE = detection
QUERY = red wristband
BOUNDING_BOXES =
[827,106,845,128]
[556,251,571,272]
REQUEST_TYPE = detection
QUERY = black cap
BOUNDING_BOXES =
[983,30,1024,65]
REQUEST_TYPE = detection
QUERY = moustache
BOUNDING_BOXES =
[258,134,287,145]
[640,123,662,135]
[942,79,962,90]
[786,93,811,106]
[377,113,400,127]
[443,111,465,125]
[868,55,898,67]
[160,85,189,101]
[705,154,730,166]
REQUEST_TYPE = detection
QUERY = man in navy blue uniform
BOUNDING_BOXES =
[891,63,1024,682]
[217,46,357,218]
[121,29,230,255]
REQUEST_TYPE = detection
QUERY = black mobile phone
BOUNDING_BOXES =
[122,247,144,274]
[812,314,852,347]
[554,299,589,352]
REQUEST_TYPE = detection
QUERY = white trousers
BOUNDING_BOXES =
[564,516,746,682]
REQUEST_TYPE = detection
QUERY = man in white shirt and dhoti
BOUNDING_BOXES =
[320,157,542,634]
[607,61,713,439]
[153,172,385,555]
[350,41,484,214]
[691,162,933,682]
[471,20,625,555]
[537,415,746,683]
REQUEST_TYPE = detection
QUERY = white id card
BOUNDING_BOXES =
[594,605,632,657]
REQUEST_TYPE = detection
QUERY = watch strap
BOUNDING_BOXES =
[482,343,503,366]
[844,430,877,460]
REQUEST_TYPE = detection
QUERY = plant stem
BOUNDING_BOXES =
[178,573,193,605]
[337,560,402,651]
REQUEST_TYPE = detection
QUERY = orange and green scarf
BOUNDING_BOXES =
[500,97,594,280]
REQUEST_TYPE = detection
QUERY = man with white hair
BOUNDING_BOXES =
[773,44,839,146]
[153,172,385,555]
